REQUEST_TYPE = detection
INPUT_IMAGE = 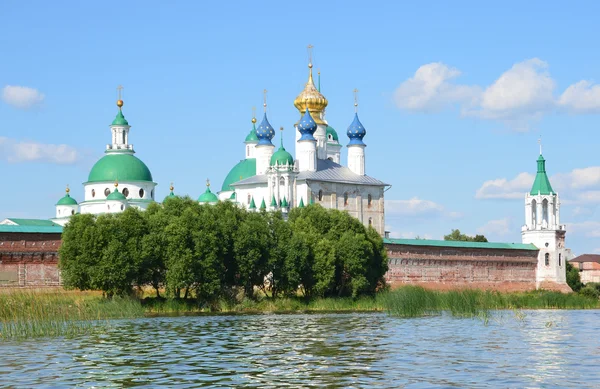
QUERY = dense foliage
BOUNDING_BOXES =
[59,199,388,300]
[566,262,583,292]
[444,229,488,242]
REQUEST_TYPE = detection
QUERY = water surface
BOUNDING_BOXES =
[1,310,599,388]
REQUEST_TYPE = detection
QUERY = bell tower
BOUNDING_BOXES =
[521,142,570,291]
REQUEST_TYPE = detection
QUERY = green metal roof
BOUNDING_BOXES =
[56,193,78,206]
[260,198,266,210]
[270,139,294,167]
[198,186,218,203]
[326,125,339,142]
[383,238,539,251]
[106,188,127,201]
[249,197,256,209]
[245,123,259,143]
[0,225,63,234]
[3,218,60,227]
[221,158,256,192]
[112,109,129,126]
[87,153,153,183]
[530,154,554,195]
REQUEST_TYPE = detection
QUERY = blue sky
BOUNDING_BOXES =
[1,1,599,255]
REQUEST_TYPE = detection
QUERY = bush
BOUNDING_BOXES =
[579,284,600,299]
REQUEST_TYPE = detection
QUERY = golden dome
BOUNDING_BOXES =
[294,64,328,125]
[117,99,124,108]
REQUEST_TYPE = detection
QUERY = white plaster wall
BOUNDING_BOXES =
[55,205,78,219]
[315,124,327,160]
[326,143,342,164]
[297,140,317,172]
[83,182,156,202]
[255,145,274,175]
[522,229,567,285]
[245,142,257,159]
[348,145,366,176]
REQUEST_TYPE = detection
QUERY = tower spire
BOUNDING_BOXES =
[353,88,359,113]
[263,89,267,113]
[538,136,542,155]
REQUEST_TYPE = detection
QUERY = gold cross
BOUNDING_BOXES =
[307,44,313,64]
[117,85,123,100]
[206,178,210,187]
[252,106,256,119]
[353,88,359,112]
[263,89,267,112]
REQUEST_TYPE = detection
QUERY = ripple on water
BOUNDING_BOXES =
[1,310,600,388]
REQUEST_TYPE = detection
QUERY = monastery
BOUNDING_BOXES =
[0,52,572,292]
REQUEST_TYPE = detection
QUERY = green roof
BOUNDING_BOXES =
[163,190,176,202]
[270,195,277,207]
[106,188,127,201]
[530,154,554,195]
[221,158,256,192]
[111,109,129,126]
[56,193,78,206]
[249,197,256,209]
[270,139,294,167]
[383,238,539,251]
[245,123,259,143]
[87,153,153,183]
[0,225,63,234]
[260,198,266,210]
[198,186,218,203]
[3,218,60,227]
[229,192,237,200]
[298,198,305,208]
[326,125,339,142]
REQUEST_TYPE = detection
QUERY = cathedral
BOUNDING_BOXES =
[45,56,390,236]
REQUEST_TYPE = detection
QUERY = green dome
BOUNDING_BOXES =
[270,142,294,167]
[87,153,153,183]
[326,125,339,142]
[221,158,256,192]
[245,123,259,143]
[112,109,129,126]
[56,193,78,206]
[106,188,127,201]
[198,186,218,203]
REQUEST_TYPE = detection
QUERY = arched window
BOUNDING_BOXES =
[531,199,537,225]
[542,199,549,225]
[139,188,145,198]
[344,193,348,206]
[151,189,154,199]
[247,194,251,204]
[91,189,96,198]
[545,253,550,266]
[368,217,372,226]
[367,194,372,207]
[559,253,562,267]
[318,190,323,201]
[104,188,111,197]
[246,145,250,156]
[279,177,285,186]
[71,210,75,215]
[122,188,129,197]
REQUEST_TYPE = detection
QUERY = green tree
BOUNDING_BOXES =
[233,211,270,298]
[58,213,99,291]
[444,229,488,242]
[566,262,583,292]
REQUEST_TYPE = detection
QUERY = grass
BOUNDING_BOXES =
[380,286,600,318]
[0,289,144,340]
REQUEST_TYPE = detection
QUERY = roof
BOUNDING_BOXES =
[383,238,539,251]
[569,254,600,263]
[56,193,78,206]
[530,155,554,195]
[198,186,218,203]
[326,125,339,142]
[2,218,60,227]
[112,109,129,126]
[221,158,257,191]
[87,153,153,183]
[0,225,63,234]
[297,159,388,186]
[106,188,127,201]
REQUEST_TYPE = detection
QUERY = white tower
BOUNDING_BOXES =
[296,108,318,172]
[52,185,79,226]
[268,129,295,213]
[245,112,259,159]
[346,90,367,176]
[521,146,570,291]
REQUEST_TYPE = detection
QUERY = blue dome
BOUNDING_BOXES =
[347,113,366,146]
[256,113,275,145]
[297,108,317,141]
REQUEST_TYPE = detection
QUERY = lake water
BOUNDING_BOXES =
[1,310,599,388]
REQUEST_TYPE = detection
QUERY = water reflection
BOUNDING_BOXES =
[1,311,599,388]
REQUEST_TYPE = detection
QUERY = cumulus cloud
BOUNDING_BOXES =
[2,85,45,109]
[475,172,534,200]
[394,59,600,129]
[393,63,480,112]
[0,137,79,164]
[477,218,511,237]
[558,80,600,113]
[569,221,600,238]
[386,197,445,217]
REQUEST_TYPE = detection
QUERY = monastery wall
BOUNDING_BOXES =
[0,232,62,287]
[384,243,538,292]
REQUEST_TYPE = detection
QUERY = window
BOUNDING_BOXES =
[139,188,145,198]
[151,190,154,199]
[367,194,372,207]
[344,193,348,206]
[107,204,110,210]
[122,188,129,197]
[120,204,124,211]
[328,134,333,141]
[559,253,562,267]
[71,210,75,215]
[318,190,323,201]
[545,253,550,266]
[104,188,111,197]
[248,194,251,204]
[279,177,285,186]
[91,189,96,198]
[368,217,372,226]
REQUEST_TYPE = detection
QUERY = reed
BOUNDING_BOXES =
[0,290,144,340]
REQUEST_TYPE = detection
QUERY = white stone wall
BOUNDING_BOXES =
[522,229,567,286]
[255,145,274,175]
[296,140,317,172]
[348,145,366,176]
[55,204,78,219]
[80,181,156,215]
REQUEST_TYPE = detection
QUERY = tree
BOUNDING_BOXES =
[233,212,270,298]
[566,262,583,292]
[444,229,488,242]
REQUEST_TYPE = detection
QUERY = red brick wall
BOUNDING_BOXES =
[384,243,538,292]
[0,232,62,287]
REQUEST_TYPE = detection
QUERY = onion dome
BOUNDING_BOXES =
[326,126,339,143]
[87,153,153,183]
[297,108,317,141]
[245,117,259,143]
[260,198,266,210]
[298,197,305,208]
[270,137,294,167]
[56,186,78,206]
[256,113,275,146]
[530,154,554,195]
[249,197,256,210]
[198,180,219,203]
[347,113,366,146]
[293,63,328,125]
[112,99,129,126]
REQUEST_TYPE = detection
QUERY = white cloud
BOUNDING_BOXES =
[0,137,79,164]
[477,218,511,237]
[2,85,45,109]
[393,63,480,112]
[553,167,600,190]
[558,80,600,113]
[569,221,600,238]
[386,197,445,217]
[475,172,534,200]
